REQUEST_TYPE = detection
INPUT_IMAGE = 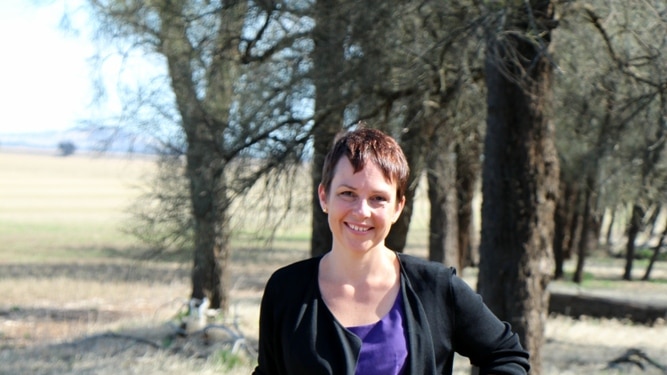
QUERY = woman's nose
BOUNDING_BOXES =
[352,198,371,217]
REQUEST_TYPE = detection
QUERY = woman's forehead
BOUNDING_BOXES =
[332,158,396,189]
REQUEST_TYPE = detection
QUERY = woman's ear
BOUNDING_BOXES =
[318,184,328,213]
[392,195,406,223]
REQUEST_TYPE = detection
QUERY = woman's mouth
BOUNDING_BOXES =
[347,223,371,232]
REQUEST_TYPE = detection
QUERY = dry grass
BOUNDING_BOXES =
[1,150,667,375]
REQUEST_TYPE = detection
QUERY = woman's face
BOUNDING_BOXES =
[318,157,405,256]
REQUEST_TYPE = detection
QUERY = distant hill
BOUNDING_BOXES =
[0,128,158,155]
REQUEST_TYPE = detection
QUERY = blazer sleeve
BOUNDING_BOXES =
[253,272,283,375]
[449,274,530,375]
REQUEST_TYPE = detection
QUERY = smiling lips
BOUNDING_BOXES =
[347,223,372,232]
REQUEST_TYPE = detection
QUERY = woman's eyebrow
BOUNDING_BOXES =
[336,183,359,190]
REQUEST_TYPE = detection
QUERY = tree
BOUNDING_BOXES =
[556,1,667,281]
[427,129,459,267]
[329,1,488,261]
[309,0,349,257]
[125,153,193,259]
[405,1,487,267]
[306,0,428,255]
[57,141,76,156]
[86,0,311,312]
[643,215,667,280]
[303,1,491,268]
[550,1,645,284]
[477,2,560,374]
[455,130,483,270]
[552,175,577,279]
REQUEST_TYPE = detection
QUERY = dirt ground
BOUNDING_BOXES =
[1,250,666,375]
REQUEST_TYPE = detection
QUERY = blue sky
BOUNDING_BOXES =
[0,1,96,134]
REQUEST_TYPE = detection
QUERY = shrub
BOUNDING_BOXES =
[57,141,76,156]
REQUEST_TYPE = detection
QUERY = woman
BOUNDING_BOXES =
[253,128,530,375]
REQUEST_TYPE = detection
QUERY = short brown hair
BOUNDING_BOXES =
[320,127,409,200]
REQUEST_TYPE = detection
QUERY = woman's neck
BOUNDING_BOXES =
[321,247,397,286]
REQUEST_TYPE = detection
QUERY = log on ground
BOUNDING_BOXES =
[549,292,667,324]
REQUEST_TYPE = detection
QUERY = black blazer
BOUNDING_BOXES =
[253,253,530,375]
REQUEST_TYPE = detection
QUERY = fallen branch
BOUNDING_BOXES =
[550,292,667,324]
[606,348,667,373]
[65,332,162,349]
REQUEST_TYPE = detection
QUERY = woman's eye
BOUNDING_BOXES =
[372,195,388,203]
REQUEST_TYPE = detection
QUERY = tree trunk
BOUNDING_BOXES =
[386,104,428,252]
[642,205,662,247]
[456,138,481,271]
[591,207,603,251]
[604,206,617,253]
[573,173,595,284]
[624,203,644,280]
[310,125,339,257]
[565,185,582,262]
[553,177,577,279]
[158,0,243,311]
[309,0,347,257]
[427,138,459,270]
[550,292,667,324]
[187,147,230,311]
[643,217,667,281]
[478,3,559,373]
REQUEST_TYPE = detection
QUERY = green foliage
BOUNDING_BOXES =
[212,348,253,371]
[634,247,667,261]
[555,0,667,209]
[161,335,174,349]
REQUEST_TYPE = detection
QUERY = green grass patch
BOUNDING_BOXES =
[212,348,254,371]
[634,247,667,261]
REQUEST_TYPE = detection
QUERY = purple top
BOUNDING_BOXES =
[347,291,408,375]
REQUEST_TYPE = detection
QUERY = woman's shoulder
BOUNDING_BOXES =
[396,252,459,292]
[397,252,457,277]
[266,255,321,286]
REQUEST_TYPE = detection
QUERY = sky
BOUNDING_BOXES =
[0,1,98,134]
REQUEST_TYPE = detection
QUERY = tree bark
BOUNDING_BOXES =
[643,216,667,281]
[427,137,459,270]
[565,185,582,263]
[573,173,595,284]
[456,138,481,271]
[478,3,559,373]
[550,292,667,325]
[187,149,230,311]
[309,0,347,257]
[642,205,662,247]
[604,206,617,253]
[624,203,644,280]
[386,104,428,253]
[158,0,245,311]
[553,177,577,279]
